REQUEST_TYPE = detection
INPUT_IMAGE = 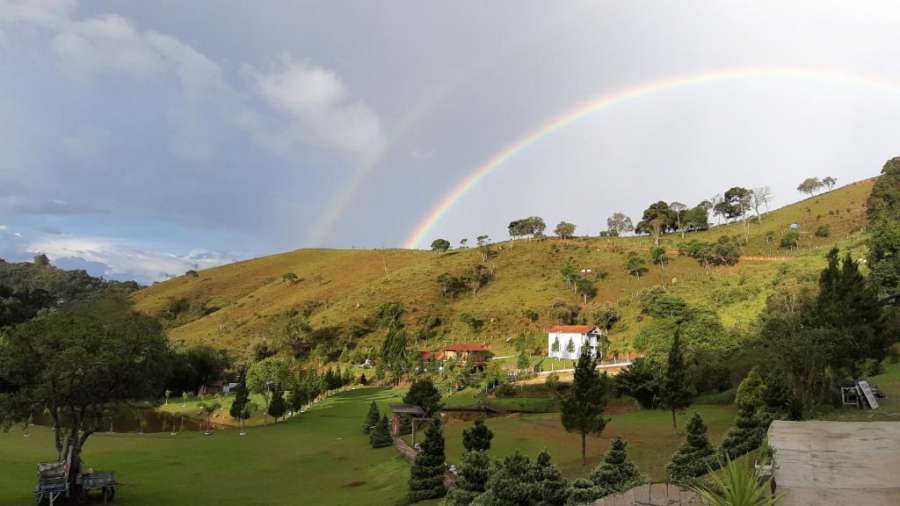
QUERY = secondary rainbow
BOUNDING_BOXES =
[402,67,900,249]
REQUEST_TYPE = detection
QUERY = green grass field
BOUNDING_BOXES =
[0,385,736,505]
[0,388,410,506]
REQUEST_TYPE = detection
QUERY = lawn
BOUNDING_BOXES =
[0,388,410,506]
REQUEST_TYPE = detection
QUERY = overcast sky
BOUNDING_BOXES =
[2,1,899,283]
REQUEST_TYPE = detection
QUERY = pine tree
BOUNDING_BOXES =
[560,345,609,465]
[363,401,380,434]
[370,415,393,448]
[719,403,767,459]
[477,452,537,505]
[398,414,412,435]
[590,437,643,496]
[666,413,716,483]
[735,368,766,410]
[662,328,693,432]
[267,387,286,421]
[408,419,447,502]
[462,418,494,452]
[229,371,249,420]
[566,478,600,505]
[533,450,569,506]
[445,450,491,505]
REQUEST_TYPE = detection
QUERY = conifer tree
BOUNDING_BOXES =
[666,413,716,483]
[567,478,600,505]
[477,452,537,505]
[287,386,308,414]
[408,419,447,502]
[533,450,569,506]
[229,371,249,420]
[590,437,643,496]
[561,345,609,465]
[462,418,494,452]
[735,368,766,410]
[445,449,491,505]
[370,415,393,448]
[719,403,767,459]
[267,387,286,421]
[363,401,380,434]
[662,328,693,432]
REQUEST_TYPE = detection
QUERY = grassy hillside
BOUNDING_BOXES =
[133,179,876,358]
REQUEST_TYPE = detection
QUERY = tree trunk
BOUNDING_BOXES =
[581,432,587,465]
[671,408,677,432]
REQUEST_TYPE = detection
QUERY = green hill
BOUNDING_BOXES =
[133,178,876,359]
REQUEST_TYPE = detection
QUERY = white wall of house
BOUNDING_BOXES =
[548,332,599,360]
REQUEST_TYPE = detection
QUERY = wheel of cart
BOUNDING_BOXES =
[101,485,116,503]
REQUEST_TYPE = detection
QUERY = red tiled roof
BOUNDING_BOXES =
[443,343,490,352]
[419,351,447,360]
[548,325,596,334]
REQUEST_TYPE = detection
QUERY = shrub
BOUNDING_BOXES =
[780,230,799,249]
[815,224,831,237]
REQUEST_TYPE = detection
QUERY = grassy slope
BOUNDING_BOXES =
[133,179,875,357]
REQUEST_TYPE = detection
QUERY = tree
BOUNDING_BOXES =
[533,451,569,505]
[721,187,753,238]
[815,224,831,237]
[551,336,560,354]
[575,277,597,304]
[462,418,494,451]
[403,378,443,416]
[797,177,823,196]
[267,386,287,421]
[477,235,495,262]
[667,413,716,483]
[380,323,410,382]
[735,368,766,410]
[636,201,672,246]
[822,176,837,191]
[606,212,634,237]
[446,448,491,505]
[867,157,900,303]
[561,345,609,465]
[408,419,447,502]
[477,452,537,505]
[282,272,300,284]
[814,248,886,378]
[650,246,668,268]
[719,403,767,459]
[460,238,468,248]
[554,221,576,239]
[591,437,643,496]
[370,415,393,448]
[363,401,381,433]
[780,230,800,250]
[0,297,170,492]
[750,186,772,222]
[229,371,250,419]
[670,201,687,238]
[246,356,291,406]
[613,358,662,409]
[431,239,451,252]
[508,216,547,239]
[690,456,783,506]
[625,252,648,278]
[662,328,693,432]
[199,401,221,434]
[565,337,575,355]
[517,351,530,370]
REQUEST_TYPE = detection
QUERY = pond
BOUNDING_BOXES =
[34,407,204,433]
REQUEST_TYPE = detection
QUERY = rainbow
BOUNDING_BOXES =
[402,67,900,249]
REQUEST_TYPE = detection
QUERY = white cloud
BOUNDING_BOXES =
[248,55,386,165]
[52,14,166,79]
[27,235,235,282]
[0,0,75,29]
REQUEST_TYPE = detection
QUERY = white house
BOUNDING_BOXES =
[547,325,603,360]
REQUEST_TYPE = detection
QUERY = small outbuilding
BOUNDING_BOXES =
[387,404,425,437]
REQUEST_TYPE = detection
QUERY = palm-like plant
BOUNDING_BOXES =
[199,401,221,435]
[690,456,782,506]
